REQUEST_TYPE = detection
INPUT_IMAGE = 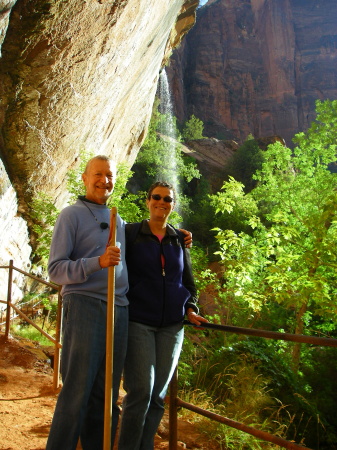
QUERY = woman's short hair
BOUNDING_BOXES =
[147,181,176,201]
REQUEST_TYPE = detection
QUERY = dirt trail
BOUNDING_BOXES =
[0,334,220,450]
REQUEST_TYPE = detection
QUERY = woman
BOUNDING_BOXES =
[118,181,207,450]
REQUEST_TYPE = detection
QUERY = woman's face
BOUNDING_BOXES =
[146,186,175,221]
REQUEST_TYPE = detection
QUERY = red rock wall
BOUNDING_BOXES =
[168,0,337,146]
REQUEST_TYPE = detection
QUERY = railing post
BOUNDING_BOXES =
[169,366,178,450]
[53,286,63,390]
[5,260,13,340]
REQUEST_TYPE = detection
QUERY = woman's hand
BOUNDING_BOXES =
[186,308,208,327]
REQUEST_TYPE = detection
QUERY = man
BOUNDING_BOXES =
[46,155,127,450]
[46,155,191,449]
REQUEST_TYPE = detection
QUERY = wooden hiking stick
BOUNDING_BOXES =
[103,206,117,450]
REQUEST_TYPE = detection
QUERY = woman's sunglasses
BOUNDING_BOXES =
[151,194,174,203]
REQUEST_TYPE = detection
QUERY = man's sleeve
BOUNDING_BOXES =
[48,211,100,285]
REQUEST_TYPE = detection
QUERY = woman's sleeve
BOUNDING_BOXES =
[182,246,199,314]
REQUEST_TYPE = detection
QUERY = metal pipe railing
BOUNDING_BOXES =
[169,366,179,447]
[0,261,61,289]
[0,260,62,389]
[4,260,13,339]
[184,320,337,347]
[2,300,60,345]
[169,322,337,450]
[170,367,311,450]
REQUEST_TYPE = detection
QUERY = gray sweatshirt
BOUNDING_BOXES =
[48,198,129,305]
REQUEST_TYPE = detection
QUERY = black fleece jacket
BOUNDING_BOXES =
[125,220,199,327]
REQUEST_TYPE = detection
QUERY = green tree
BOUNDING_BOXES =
[107,162,144,223]
[225,137,264,192]
[210,99,337,372]
[133,108,200,185]
[30,192,60,268]
[66,149,94,203]
[181,114,205,141]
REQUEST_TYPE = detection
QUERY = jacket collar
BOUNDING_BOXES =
[140,219,177,236]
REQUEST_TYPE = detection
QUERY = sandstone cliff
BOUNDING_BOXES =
[0,0,198,299]
[181,138,238,190]
[167,0,337,146]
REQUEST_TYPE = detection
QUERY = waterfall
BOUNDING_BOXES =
[157,69,179,194]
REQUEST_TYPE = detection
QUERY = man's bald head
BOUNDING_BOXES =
[82,156,116,204]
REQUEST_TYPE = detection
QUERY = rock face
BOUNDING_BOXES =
[167,0,337,146]
[0,158,32,300]
[0,0,198,299]
[181,138,238,189]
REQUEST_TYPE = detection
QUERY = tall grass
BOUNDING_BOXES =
[10,322,55,346]
[177,339,316,449]
[177,369,288,449]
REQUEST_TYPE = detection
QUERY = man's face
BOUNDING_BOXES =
[82,159,116,204]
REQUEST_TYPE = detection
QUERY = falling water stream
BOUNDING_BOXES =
[157,69,179,194]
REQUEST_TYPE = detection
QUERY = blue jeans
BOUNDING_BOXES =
[46,294,128,450]
[118,321,184,450]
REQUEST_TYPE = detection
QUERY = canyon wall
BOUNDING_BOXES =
[0,0,198,299]
[167,0,337,146]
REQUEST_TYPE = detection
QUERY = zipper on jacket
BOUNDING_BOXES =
[160,238,165,277]
[160,239,166,326]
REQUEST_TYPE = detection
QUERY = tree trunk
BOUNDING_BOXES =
[291,301,308,373]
